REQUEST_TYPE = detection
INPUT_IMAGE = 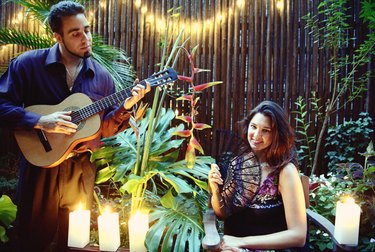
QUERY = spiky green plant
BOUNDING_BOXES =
[0,0,135,88]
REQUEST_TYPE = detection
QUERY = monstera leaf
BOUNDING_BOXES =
[146,191,208,252]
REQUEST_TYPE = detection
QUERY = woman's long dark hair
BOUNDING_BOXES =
[240,100,297,169]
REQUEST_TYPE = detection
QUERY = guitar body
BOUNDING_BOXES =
[12,67,178,168]
[14,93,101,168]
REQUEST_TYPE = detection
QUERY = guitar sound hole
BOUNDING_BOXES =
[64,106,85,131]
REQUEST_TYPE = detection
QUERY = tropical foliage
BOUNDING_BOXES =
[298,0,375,175]
[91,107,213,251]
[90,7,221,251]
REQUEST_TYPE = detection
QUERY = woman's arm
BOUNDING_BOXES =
[222,163,307,250]
[208,163,228,219]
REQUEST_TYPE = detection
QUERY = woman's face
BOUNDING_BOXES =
[247,113,273,154]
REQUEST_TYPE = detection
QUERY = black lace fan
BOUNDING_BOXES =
[213,130,261,215]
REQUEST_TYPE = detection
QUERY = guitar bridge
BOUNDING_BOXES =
[37,129,52,152]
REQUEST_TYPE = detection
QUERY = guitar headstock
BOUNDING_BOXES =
[145,68,178,88]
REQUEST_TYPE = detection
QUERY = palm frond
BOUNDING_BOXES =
[0,28,54,49]
[91,36,136,89]
[9,0,55,28]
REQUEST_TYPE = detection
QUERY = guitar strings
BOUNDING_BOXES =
[69,70,173,124]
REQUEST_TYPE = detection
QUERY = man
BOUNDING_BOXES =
[0,1,150,251]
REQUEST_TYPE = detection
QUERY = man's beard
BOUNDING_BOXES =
[62,39,91,59]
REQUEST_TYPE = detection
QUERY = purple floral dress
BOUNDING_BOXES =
[222,159,287,236]
[221,155,306,251]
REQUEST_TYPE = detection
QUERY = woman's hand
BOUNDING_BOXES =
[208,163,223,193]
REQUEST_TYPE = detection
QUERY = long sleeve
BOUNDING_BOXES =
[0,58,41,129]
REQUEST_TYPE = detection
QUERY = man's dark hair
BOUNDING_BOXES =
[48,1,85,34]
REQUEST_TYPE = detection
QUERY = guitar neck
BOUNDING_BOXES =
[70,68,177,124]
[71,81,143,124]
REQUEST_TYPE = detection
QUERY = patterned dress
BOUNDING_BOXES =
[220,152,307,252]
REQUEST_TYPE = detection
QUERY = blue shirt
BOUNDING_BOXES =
[0,43,130,150]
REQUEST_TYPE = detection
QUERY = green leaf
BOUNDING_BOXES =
[160,190,175,209]
[146,194,204,252]
[0,195,17,228]
[0,226,8,243]
[0,195,17,243]
[159,173,192,194]
[122,175,143,194]
[95,166,115,184]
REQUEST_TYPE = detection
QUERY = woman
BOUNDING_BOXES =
[208,101,307,251]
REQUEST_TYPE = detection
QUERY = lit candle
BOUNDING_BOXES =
[128,211,149,252]
[98,206,120,251]
[334,196,361,246]
[68,202,90,248]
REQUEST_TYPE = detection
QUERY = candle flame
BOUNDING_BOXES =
[104,205,111,214]
[130,210,148,225]
[343,196,355,204]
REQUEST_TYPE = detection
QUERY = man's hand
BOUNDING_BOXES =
[34,111,77,134]
[124,79,151,110]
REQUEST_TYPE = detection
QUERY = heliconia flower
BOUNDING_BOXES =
[191,97,200,107]
[192,81,223,92]
[177,75,193,83]
[190,136,204,154]
[172,130,191,137]
[176,115,193,123]
[185,143,196,168]
[193,123,211,130]
[176,94,193,101]
[191,45,199,57]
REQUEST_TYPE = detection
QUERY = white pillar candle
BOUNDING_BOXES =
[98,206,121,251]
[68,203,90,248]
[128,211,149,252]
[334,196,361,246]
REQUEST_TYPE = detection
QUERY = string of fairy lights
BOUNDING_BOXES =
[1,0,285,53]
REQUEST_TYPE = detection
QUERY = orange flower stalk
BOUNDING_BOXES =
[175,47,222,168]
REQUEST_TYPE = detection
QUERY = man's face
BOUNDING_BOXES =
[55,13,92,58]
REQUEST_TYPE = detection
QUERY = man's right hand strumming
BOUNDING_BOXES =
[34,111,78,134]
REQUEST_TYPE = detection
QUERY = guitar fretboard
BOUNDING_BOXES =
[70,84,137,124]
[70,68,177,124]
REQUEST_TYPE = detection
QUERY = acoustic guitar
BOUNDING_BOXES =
[14,68,178,168]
